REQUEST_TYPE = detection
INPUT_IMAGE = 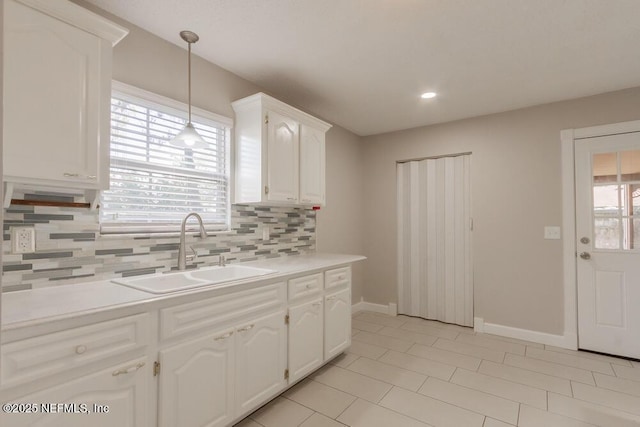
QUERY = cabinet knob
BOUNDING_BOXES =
[326,296,337,301]
[338,275,345,280]
[75,345,87,354]
[64,173,80,177]
[286,197,296,201]
[312,302,322,308]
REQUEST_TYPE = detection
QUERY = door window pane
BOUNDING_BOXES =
[620,150,640,182]
[593,185,619,216]
[595,217,620,249]
[593,152,617,183]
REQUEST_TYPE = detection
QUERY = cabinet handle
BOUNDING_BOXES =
[312,302,322,307]
[306,284,313,289]
[286,197,296,201]
[86,175,97,180]
[75,345,87,355]
[327,296,337,301]
[237,324,255,333]
[338,275,346,280]
[214,331,234,341]
[112,362,145,377]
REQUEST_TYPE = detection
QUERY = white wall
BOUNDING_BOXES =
[74,0,367,298]
[362,87,640,335]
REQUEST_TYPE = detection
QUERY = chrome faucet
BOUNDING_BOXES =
[218,255,226,267]
[178,213,208,270]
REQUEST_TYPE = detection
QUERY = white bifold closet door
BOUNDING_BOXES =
[397,155,473,327]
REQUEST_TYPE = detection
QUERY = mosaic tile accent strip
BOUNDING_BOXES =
[2,190,316,292]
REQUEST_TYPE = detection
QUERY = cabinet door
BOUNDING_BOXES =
[324,288,352,360]
[158,328,235,427]
[3,0,105,187]
[288,298,324,383]
[266,111,299,203]
[299,125,326,205]
[235,310,287,416]
[0,357,149,427]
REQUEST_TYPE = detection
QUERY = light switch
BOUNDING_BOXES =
[544,226,561,240]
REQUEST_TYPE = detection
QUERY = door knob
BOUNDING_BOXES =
[579,252,591,260]
[580,237,590,244]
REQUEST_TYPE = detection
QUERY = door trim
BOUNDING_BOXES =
[560,119,640,351]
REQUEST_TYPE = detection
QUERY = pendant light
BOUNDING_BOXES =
[169,30,207,149]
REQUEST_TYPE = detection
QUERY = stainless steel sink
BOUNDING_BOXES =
[112,265,277,294]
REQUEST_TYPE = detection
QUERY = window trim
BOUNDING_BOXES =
[100,81,233,235]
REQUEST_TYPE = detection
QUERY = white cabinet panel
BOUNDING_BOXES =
[324,288,351,360]
[0,357,149,427]
[235,310,287,416]
[288,298,324,383]
[2,0,127,190]
[159,328,235,427]
[300,125,326,205]
[1,313,150,387]
[288,273,323,301]
[266,111,299,203]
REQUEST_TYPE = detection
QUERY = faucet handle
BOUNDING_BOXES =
[186,246,198,263]
[219,254,226,267]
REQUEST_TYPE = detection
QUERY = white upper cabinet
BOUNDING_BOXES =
[300,124,326,205]
[232,93,331,206]
[266,111,299,203]
[3,0,128,190]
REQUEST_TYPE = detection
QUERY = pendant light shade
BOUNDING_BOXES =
[169,30,207,149]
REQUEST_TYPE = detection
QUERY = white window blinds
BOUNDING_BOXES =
[100,84,231,234]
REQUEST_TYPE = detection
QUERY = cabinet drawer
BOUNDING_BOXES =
[1,313,150,387]
[324,266,351,290]
[161,282,286,341]
[288,273,323,301]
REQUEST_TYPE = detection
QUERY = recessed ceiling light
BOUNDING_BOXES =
[421,92,437,99]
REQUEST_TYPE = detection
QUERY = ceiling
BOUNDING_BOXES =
[85,0,640,136]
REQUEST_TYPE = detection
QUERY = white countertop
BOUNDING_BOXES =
[1,253,365,331]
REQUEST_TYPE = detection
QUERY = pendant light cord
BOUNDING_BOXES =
[187,41,192,124]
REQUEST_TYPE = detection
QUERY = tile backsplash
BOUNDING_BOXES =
[2,190,316,292]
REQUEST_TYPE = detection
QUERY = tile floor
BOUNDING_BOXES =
[236,311,640,427]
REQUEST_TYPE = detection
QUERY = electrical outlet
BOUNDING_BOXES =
[11,226,36,254]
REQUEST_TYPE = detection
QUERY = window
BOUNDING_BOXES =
[100,82,232,234]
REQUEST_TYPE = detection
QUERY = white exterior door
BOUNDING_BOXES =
[575,132,640,359]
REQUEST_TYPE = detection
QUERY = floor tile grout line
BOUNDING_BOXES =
[501,354,598,385]
[477,359,574,397]
[413,381,520,425]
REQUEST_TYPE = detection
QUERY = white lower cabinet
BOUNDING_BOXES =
[0,357,149,427]
[0,264,355,427]
[235,310,288,416]
[288,298,324,383]
[158,328,235,427]
[158,309,287,427]
[324,287,352,360]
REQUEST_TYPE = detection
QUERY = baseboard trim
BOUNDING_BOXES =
[474,317,575,349]
[351,301,394,315]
